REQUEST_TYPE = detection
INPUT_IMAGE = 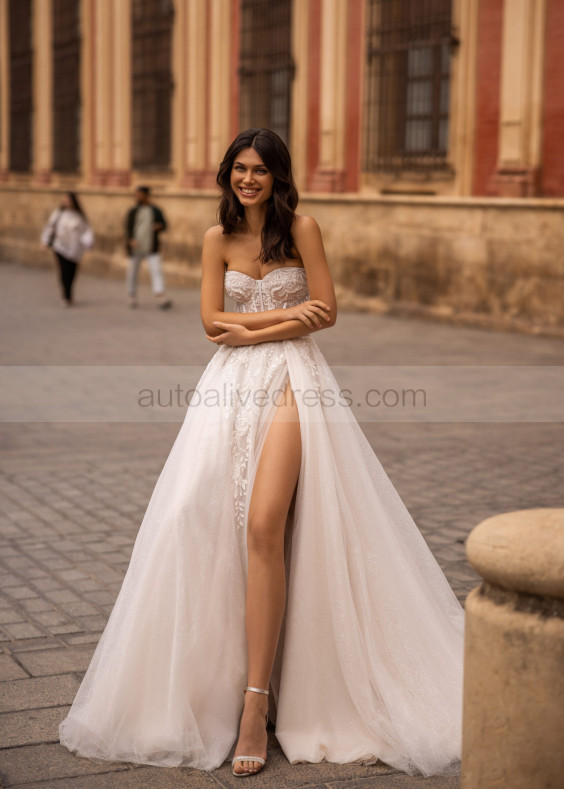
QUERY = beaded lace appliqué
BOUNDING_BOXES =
[219,267,317,530]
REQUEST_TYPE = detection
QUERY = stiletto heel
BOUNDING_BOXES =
[232,686,269,777]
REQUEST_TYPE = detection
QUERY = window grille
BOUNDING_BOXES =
[238,0,294,145]
[131,0,174,170]
[362,0,453,172]
[9,0,33,172]
[52,0,81,173]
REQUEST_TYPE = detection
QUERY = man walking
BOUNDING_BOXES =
[125,186,173,309]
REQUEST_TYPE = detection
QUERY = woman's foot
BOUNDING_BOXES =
[232,689,269,776]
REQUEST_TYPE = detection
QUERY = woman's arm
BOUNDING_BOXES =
[207,216,337,346]
[208,315,326,347]
[200,225,306,336]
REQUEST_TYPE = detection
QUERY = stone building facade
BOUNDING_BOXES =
[0,0,563,332]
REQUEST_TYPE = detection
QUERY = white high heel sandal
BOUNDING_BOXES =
[232,686,269,777]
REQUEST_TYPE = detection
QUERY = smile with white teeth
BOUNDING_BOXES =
[240,187,260,195]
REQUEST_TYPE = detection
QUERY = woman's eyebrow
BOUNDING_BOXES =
[233,161,267,168]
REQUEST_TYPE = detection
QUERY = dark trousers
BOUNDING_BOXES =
[55,252,78,301]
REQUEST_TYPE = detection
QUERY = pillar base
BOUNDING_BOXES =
[487,166,542,197]
[307,168,347,193]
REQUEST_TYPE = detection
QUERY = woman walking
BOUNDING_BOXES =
[59,129,465,779]
[41,192,94,307]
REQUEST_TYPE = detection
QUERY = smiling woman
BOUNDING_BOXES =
[59,128,465,783]
[232,151,274,199]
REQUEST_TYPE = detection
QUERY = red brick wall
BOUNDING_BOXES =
[472,0,503,196]
[541,0,564,196]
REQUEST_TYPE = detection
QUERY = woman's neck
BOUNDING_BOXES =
[243,205,266,238]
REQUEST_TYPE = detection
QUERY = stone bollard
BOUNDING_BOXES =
[461,508,564,789]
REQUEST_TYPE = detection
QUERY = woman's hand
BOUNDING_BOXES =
[206,321,254,347]
[285,300,332,329]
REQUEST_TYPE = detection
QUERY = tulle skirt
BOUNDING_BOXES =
[59,335,465,776]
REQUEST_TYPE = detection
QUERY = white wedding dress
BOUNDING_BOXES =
[59,266,465,777]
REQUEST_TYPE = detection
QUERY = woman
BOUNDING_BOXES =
[59,129,465,780]
[40,192,94,306]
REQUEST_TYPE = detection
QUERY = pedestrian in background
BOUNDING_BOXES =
[125,186,173,310]
[40,192,94,307]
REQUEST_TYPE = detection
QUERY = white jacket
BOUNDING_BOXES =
[41,209,94,262]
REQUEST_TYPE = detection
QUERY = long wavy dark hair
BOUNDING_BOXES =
[216,128,299,264]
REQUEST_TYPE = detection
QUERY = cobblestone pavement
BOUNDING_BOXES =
[1,261,563,789]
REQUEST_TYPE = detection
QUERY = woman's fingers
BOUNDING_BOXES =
[309,311,322,327]
[309,301,331,321]
[316,300,331,320]
[206,332,227,343]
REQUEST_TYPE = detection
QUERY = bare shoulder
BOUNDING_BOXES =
[203,224,225,246]
[292,214,321,240]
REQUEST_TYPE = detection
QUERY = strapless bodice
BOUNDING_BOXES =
[224,266,310,313]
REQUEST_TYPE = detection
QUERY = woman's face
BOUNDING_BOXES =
[60,193,72,209]
[230,147,274,208]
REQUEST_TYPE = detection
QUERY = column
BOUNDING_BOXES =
[0,0,9,180]
[307,0,348,192]
[89,0,130,186]
[107,0,131,185]
[290,0,310,191]
[91,0,111,184]
[33,0,53,183]
[81,0,94,184]
[448,0,479,196]
[179,0,209,187]
[489,0,547,196]
[540,0,564,196]
[207,0,232,180]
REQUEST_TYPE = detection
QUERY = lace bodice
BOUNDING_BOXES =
[224,266,310,312]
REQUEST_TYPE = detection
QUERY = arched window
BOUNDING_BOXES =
[9,0,33,172]
[238,0,294,144]
[363,0,453,173]
[131,0,174,170]
[52,0,81,173]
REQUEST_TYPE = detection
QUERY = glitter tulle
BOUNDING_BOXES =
[59,268,464,776]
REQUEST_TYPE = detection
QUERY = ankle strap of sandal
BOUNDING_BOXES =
[245,685,269,696]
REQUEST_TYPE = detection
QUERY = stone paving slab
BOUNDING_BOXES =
[0,704,70,747]
[0,743,129,786]
[17,766,225,789]
[12,646,96,678]
[0,674,81,712]
[325,775,459,789]
[2,261,564,788]
[0,654,28,682]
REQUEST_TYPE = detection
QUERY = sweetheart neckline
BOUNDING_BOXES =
[224,267,306,283]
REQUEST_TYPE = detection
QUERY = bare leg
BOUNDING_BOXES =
[233,378,301,775]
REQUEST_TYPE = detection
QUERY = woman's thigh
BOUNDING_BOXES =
[247,377,301,543]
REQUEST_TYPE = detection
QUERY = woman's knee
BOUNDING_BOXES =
[247,507,285,557]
